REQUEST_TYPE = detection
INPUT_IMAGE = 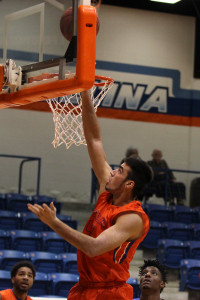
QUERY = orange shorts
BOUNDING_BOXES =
[67,280,133,300]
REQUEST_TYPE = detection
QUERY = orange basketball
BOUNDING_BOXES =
[60,6,100,41]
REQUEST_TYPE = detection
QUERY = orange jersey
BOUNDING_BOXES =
[77,191,150,283]
[0,289,33,300]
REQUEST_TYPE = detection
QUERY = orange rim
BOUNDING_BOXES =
[94,75,114,86]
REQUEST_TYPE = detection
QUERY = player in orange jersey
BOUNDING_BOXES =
[0,261,36,300]
[28,90,153,300]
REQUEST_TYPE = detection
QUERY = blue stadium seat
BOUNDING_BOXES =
[0,210,22,230]
[180,259,200,291]
[164,222,193,241]
[174,206,199,224]
[54,215,78,230]
[0,250,29,270]
[9,229,42,251]
[0,193,7,210]
[29,271,52,296]
[31,195,61,214]
[21,211,49,231]
[126,277,141,299]
[0,270,12,290]
[0,229,11,249]
[31,195,57,203]
[141,221,167,249]
[6,193,33,212]
[40,231,71,254]
[188,223,200,240]
[59,253,78,274]
[184,240,200,259]
[157,239,189,268]
[49,272,79,297]
[29,251,63,273]
[144,203,174,223]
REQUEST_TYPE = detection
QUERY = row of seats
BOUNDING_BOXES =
[141,220,200,248]
[0,268,140,298]
[0,229,76,253]
[143,203,200,224]
[0,250,77,274]
[0,193,62,213]
[157,239,200,268]
[0,211,78,232]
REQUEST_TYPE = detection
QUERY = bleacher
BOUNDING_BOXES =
[0,192,141,299]
[140,202,200,298]
[0,192,81,298]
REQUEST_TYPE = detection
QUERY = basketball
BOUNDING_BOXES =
[60,6,100,41]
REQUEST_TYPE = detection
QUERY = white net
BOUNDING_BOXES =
[47,78,113,149]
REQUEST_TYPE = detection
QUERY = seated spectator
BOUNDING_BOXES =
[121,147,141,165]
[125,147,141,159]
[134,259,168,300]
[147,149,186,205]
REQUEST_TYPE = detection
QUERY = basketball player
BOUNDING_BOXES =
[28,90,153,300]
[135,259,168,300]
[0,261,36,300]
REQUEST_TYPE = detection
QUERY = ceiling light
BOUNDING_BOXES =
[150,0,182,4]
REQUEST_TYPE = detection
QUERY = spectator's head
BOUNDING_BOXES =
[139,259,168,295]
[11,260,36,293]
[125,147,139,159]
[152,149,162,163]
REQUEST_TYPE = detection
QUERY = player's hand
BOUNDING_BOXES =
[27,202,57,226]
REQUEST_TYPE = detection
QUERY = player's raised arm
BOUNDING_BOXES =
[81,90,111,194]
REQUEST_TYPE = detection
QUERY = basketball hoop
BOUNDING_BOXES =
[47,75,113,149]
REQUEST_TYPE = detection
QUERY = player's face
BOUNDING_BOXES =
[12,266,34,293]
[139,266,165,294]
[105,163,131,192]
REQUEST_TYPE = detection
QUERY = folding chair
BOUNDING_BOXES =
[9,229,42,251]
[59,253,78,274]
[29,271,52,296]
[29,251,63,273]
[164,222,193,241]
[40,231,71,254]
[49,272,79,297]
[188,223,200,240]
[0,193,7,210]
[144,203,174,223]
[174,205,199,224]
[141,221,167,249]
[31,195,61,214]
[126,277,141,299]
[0,270,12,290]
[6,193,33,212]
[47,214,77,232]
[0,250,29,270]
[157,239,189,268]
[0,229,11,249]
[21,211,49,231]
[0,210,22,230]
[180,259,200,291]
[184,240,200,260]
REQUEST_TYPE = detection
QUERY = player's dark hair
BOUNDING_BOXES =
[124,157,153,198]
[139,259,168,293]
[11,260,36,279]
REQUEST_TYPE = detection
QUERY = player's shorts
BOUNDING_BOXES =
[67,278,133,300]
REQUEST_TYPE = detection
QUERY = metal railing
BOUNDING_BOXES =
[90,165,200,205]
[0,154,41,195]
